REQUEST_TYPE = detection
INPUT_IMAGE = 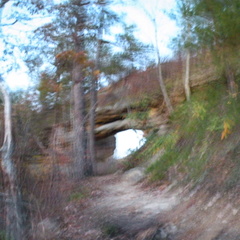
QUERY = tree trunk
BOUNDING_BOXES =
[70,2,93,178]
[157,62,173,113]
[72,64,88,179]
[0,80,24,240]
[184,48,191,101]
[153,18,173,114]
[0,2,26,239]
[89,36,101,175]
[225,64,237,96]
[89,76,97,174]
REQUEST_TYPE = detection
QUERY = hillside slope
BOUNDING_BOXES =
[48,81,240,240]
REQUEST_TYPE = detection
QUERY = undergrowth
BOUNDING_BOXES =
[131,82,240,184]
[68,187,89,202]
[127,95,151,121]
[0,231,7,240]
[102,223,123,238]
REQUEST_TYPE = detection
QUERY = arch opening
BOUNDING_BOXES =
[113,129,146,159]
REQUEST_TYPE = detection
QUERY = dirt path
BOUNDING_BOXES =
[61,172,182,240]
[60,171,240,240]
[93,174,180,234]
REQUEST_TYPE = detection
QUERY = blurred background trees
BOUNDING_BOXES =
[178,0,240,95]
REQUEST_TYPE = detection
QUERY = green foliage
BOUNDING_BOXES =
[68,188,88,201]
[207,116,223,132]
[102,223,122,237]
[127,111,149,121]
[146,83,240,182]
[133,95,152,109]
[127,95,152,121]
[0,231,13,240]
[147,131,180,180]
[69,192,85,201]
[115,24,154,71]
[0,231,7,240]
[178,0,240,92]
[120,159,135,171]
[136,133,165,160]
[179,0,240,49]
[120,131,162,171]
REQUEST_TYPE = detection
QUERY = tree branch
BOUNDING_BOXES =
[1,19,18,26]
[0,0,10,9]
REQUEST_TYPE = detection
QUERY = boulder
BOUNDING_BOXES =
[96,157,118,175]
[122,167,146,184]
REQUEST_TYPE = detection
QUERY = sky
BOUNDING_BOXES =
[0,2,53,90]
[111,0,179,57]
[114,129,146,159]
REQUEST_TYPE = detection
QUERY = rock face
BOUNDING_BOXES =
[47,64,218,165]
[96,157,118,175]
[95,63,218,137]
[50,125,116,163]
[95,119,142,139]
[95,136,116,162]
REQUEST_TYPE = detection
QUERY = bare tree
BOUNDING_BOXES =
[184,48,191,101]
[0,78,24,240]
[0,1,25,238]
[133,0,173,113]
[89,41,100,175]
[0,1,52,238]
[152,17,173,113]
[179,1,192,101]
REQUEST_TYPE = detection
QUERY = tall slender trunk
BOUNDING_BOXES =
[89,76,97,175]
[72,64,87,179]
[0,3,24,238]
[70,2,93,178]
[153,19,173,114]
[89,36,101,175]
[184,48,191,101]
[0,80,24,240]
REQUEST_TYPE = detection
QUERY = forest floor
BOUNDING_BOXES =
[57,171,240,240]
